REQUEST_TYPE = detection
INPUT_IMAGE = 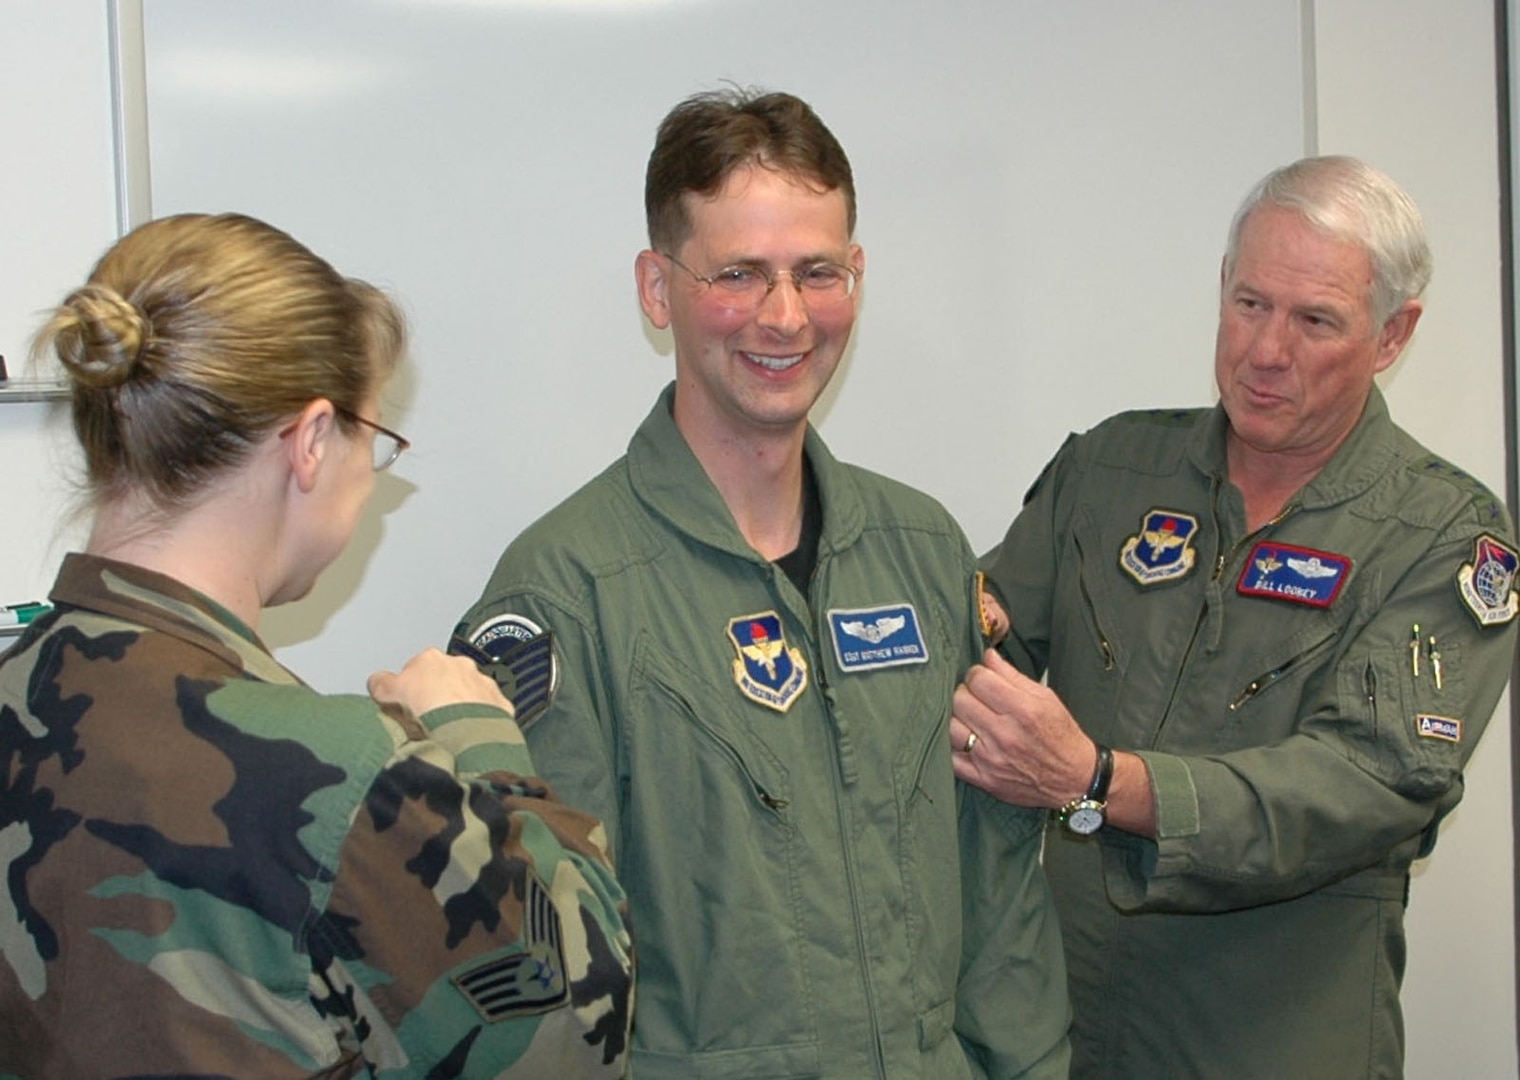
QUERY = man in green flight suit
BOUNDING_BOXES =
[953,155,1519,1078]
[454,88,1071,1078]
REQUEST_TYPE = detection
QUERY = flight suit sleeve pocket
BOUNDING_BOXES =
[1357,641,1468,801]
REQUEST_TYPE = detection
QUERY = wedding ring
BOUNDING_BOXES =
[963,730,980,754]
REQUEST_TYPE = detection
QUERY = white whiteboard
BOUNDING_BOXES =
[0,4,118,602]
[138,1,1304,686]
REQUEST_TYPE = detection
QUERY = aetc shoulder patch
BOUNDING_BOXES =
[1456,534,1519,627]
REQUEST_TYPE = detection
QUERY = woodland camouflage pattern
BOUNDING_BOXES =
[0,554,633,1078]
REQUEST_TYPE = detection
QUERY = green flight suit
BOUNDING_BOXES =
[982,388,1518,1079]
[458,386,1071,1079]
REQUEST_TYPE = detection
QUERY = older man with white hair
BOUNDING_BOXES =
[955,156,1518,1078]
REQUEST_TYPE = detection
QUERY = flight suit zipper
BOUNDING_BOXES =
[806,558,889,1078]
[1072,531,1116,670]
[1227,627,1340,710]
[1152,499,1298,744]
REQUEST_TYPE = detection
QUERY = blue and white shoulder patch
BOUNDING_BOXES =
[826,603,929,672]
[727,611,808,712]
[1457,534,1519,627]
[1119,509,1200,586]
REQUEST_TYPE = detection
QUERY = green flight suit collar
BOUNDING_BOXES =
[626,382,866,561]
[1188,384,1399,511]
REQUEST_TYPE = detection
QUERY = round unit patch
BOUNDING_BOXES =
[467,613,560,727]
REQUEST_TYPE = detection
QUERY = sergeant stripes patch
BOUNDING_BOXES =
[452,874,568,1021]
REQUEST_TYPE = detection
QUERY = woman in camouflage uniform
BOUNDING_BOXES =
[0,214,632,1078]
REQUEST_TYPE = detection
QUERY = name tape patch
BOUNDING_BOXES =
[1236,542,1351,609]
[827,603,929,672]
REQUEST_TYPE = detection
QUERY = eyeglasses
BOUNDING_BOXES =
[662,252,859,312]
[335,407,411,471]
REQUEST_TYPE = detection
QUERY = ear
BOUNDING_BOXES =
[635,249,672,330]
[1373,299,1423,373]
[844,243,867,313]
[283,398,339,495]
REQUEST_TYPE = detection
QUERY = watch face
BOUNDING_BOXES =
[1066,802,1105,835]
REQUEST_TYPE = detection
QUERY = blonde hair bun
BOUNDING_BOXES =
[52,284,152,389]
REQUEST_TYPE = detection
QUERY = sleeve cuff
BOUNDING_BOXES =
[419,702,535,777]
[1133,750,1199,838]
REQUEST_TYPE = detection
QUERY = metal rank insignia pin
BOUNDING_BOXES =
[727,611,808,712]
[1456,533,1519,627]
[1119,509,1200,586]
[975,571,1011,645]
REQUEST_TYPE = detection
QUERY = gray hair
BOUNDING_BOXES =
[1223,155,1432,325]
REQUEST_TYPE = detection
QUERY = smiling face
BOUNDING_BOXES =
[637,163,863,452]
[1215,205,1419,475]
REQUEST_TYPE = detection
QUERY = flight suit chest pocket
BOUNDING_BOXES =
[1067,508,1127,675]
[628,632,795,815]
[623,633,818,1064]
[1215,612,1343,749]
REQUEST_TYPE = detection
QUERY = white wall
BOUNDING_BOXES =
[1,2,1513,1073]
[137,0,1304,678]
[1314,4,1517,1076]
[0,3,115,603]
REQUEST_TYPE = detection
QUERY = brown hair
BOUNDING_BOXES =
[645,88,856,253]
[31,213,405,511]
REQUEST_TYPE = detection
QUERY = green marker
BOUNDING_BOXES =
[0,601,51,628]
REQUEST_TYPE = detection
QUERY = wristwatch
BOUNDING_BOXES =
[1060,743,1113,836]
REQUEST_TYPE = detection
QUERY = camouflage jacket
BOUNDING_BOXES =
[0,554,633,1079]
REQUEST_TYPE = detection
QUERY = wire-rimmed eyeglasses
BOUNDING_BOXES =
[335,407,411,471]
[662,252,859,311]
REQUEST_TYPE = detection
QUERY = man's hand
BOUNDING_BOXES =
[950,648,1096,808]
[951,648,1157,835]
